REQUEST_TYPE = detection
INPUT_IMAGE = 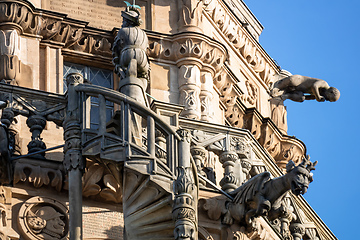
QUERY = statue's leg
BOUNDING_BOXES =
[284,91,305,102]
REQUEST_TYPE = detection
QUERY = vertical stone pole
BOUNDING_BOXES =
[290,223,305,240]
[200,72,214,122]
[173,129,198,240]
[63,73,85,240]
[178,65,202,120]
[0,29,21,84]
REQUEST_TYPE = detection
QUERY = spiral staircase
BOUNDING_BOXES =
[74,84,196,240]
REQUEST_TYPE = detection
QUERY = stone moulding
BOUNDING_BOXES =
[212,69,306,170]
[147,31,228,76]
[203,0,279,90]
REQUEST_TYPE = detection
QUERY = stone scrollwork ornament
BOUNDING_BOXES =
[18,196,69,240]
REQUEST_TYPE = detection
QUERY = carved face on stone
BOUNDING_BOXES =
[174,221,195,240]
[286,160,315,196]
[27,206,65,238]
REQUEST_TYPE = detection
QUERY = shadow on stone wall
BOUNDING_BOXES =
[104,225,124,240]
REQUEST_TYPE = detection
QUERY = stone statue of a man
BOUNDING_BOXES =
[270,75,340,102]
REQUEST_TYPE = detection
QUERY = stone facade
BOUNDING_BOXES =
[0,0,337,240]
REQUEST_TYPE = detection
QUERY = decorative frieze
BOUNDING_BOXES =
[203,0,277,89]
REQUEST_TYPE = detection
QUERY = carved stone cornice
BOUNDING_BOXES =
[13,159,63,191]
[202,0,279,89]
[0,0,113,61]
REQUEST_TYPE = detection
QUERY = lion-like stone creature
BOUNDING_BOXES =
[223,156,317,228]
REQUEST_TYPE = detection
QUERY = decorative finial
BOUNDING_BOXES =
[124,0,141,9]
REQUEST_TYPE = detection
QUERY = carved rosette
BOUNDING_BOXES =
[17,196,69,240]
[173,167,198,240]
[219,151,238,192]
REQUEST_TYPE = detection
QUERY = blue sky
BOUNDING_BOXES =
[244,1,360,239]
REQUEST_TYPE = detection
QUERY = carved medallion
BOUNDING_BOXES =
[18,197,69,240]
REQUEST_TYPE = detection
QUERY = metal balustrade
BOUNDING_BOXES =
[75,84,181,176]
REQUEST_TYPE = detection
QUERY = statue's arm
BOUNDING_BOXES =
[311,81,329,102]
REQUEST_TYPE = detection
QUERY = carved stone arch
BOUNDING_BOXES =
[198,226,214,240]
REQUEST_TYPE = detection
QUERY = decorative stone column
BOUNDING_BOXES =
[178,64,202,120]
[0,29,21,84]
[173,129,198,240]
[219,151,239,193]
[63,73,85,240]
[200,72,214,122]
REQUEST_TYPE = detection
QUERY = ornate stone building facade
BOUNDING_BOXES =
[0,0,338,239]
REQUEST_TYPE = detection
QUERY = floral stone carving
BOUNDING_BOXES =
[18,196,69,240]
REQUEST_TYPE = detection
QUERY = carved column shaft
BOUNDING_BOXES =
[173,129,198,240]
[200,71,214,122]
[179,65,201,120]
[63,73,84,240]
[0,29,21,84]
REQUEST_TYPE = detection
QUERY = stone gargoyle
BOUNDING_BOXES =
[223,156,317,228]
[270,75,340,102]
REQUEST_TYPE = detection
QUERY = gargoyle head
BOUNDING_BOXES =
[286,155,317,196]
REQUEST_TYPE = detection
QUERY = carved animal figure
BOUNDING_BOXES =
[223,157,317,228]
[270,75,340,102]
